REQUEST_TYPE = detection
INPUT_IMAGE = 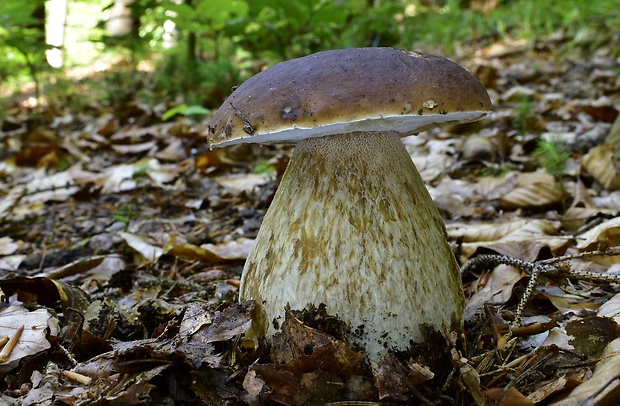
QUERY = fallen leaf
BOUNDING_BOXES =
[0,237,20,255]
[484,386,534,406]
[203,238,254,260]
[214,173,271,194]
[0,306,59,367]
[550,337,620,405]
[597,293,620,324]
[575,216,620,250]
[499,170,562,209]
[582,144,620,191]
[119,231,164,262]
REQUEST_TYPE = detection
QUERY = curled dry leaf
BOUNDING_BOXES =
[575,216,620,250]
[470,240,552,262]
[582,144,620,191]
[98,163,138,194]
[33,255,106,279]
[0,276,91,321]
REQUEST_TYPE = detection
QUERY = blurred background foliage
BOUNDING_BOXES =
[0,0,618,116]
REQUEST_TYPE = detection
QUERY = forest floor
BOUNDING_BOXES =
[1,33,620,405]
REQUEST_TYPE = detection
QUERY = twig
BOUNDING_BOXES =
[461,248,620,330]
[0,325,24,363]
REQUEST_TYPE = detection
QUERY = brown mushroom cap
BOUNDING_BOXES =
[208,47,491,147]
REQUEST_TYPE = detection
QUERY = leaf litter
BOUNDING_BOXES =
[1,34,620,405]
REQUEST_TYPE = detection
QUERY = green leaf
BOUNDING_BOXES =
[162,104,187,121]
[181,105,210,117]
[314,3,349,25]
[162,104,210,121]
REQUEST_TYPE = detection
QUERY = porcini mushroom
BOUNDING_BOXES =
[208,48,491,358]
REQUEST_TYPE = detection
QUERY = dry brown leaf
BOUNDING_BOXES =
[575,216,620,250]
[111,141,157,155]
[465,265,522,320]
[484,386,534,406]
[213,173,271,194]
[203,238,254,260]
[565,317,618,358]
[592,190,620,209]
[471,240,552,262]
[478,38,530,58]
[447,219,531,243]
[0,169,78,220]
[561,179,600,231]
[597,293,620,324]
[33,255,107,279]
[0,237,20,256]
[119,231,164,262]
[165,241,222,262]
[528,371,586,404]
[454,219,569,259]
[411,152,454,183]
[474,171,520,201]
[550,337,620,406]
[499,170,562,209]
[247,309,370,405]
[154,139,186,161]
[582,144,620,191]
[187,301,253,344]
[0,306,59,368]
[98,163,138,193]
[371,353,412,402]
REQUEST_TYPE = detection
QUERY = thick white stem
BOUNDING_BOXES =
[240,131,464,358]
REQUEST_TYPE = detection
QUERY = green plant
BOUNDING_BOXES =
[533,138,570,178]
[113,204,139,224]
[133,163,150,179]
[479,162,519,178]
[402,0,620,54]
[0,0,49,104]
[515,95,536,134]
[252,159,275,175]
[162,104,210,121]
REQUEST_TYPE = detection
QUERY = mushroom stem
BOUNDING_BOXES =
[240,131,464,358]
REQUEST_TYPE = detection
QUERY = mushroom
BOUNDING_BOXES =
[208,48,491,358]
